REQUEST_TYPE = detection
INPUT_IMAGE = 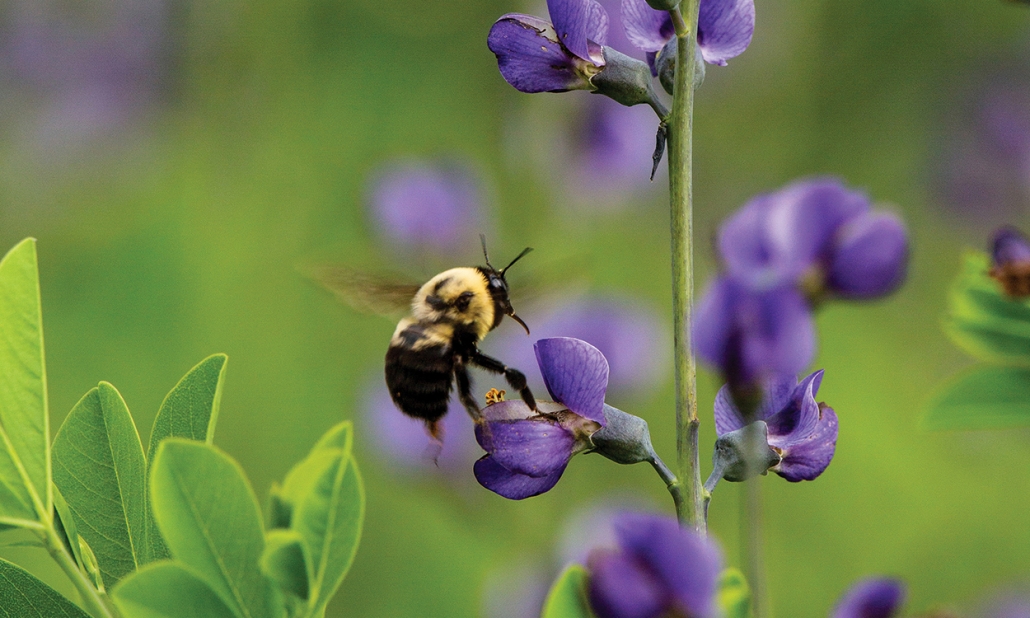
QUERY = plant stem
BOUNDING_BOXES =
[40,522,115,618]
[649,454,685,523]
[743,478,768,618]
[667,0,704,534]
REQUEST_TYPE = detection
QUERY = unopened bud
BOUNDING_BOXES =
[591,404,658,465]
[711,421,780,483]
[591,47,664,109]
[656,38,705,96]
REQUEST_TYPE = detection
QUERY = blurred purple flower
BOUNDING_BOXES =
[622,0,755,69]
[366,160,487,253]
[474,337,609,499]
[714,370,838,481]
[976,592,1030,618]
[831,578,905,618]
[717,178,907,300]
[989,226,1030,298]
[0,0,170,156]
[586,512,723,618]
[694,278,815,390]
[363,379,480,477]
[487,295,667,395]
[488,0,609,94]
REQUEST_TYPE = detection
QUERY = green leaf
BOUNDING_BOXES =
[52,486,83,572]
[150,439,282,618]
[925,365,1030,430]
[0,557,90,618]
[145,354,227,563]
[0,239,51,525]
[541,564,594,618]
[53,383,147,586]
[717,568,751,618]
[945,252,1030,365]
[276,422,363,614]
[112,561,236,618]
[260,529,309,601]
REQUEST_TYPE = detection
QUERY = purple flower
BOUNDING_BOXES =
[586,512,722,618]
[694,277,815,390]
[622,0,755,68]
[713,370,838,481]
[977,592,1030,618]
[717,178,907,300]
[486,295,667,394]
[366,160,487,253]
[474,337,610,499]
[989,226,1030,298]
[488,0,609,94]
[831,578,905,618]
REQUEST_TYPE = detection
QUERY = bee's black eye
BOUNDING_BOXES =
[455,291,474,312]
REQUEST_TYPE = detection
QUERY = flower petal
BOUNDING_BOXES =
[488,15,591,93]
[587,550,667,618]
[765,369,822,442]
[473,455,566,499]
[479,417,576,477]
[772,403,837,482]
[535,337,609,424]
[713,384,747,436]
[615,513,723,617]
[718,178,869,289]
[832,578,905,618]
[828,211,909,299]
[697,0,755,66]
[713,373,797,436]
[993,226,1030,266]
[621,0,673,53]
[548,0,609,62]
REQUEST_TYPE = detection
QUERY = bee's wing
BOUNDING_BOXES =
[305,265,420,317]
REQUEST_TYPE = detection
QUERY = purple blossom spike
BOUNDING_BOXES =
[621,0,755,67]
[474,338,610,499]
[586,512,723,618]
[713,370,838,481]
[831,578,905,618]
[989,226,1030,298]
[366,160,486,253]
[694,277,816,389]
[488,0,608,94]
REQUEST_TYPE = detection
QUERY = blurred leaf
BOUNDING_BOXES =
[0,238,51,525]
[53,383,146,585]
[145,354,227,563]
[945,252,1030,365]
[717,568,751,618]
[0,557,90,617]
[150,439,282,618]
[925,366,1030,430]
[261,529,309,601]
[277,422,363,615]
[541,564,594,618]
[112,561,236,618]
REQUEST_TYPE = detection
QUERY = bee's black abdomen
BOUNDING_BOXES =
[385,326,455,423]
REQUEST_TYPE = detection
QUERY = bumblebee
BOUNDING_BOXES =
[313,236,537,440]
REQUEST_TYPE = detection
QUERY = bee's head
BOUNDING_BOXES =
[480,235,532,335]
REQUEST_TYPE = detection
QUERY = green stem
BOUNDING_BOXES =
[40,523,116,618]
[649,454,685,523]
[667,0,704,534]
[742,478,768,618]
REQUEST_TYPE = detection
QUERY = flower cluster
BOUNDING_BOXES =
[695,178,909,392]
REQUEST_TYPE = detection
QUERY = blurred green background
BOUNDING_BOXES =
[2,0,1030,615]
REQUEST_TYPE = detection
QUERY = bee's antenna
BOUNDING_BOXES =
[501,247,533,278]
[480,234,494,270]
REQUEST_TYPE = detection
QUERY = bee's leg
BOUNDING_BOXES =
[454,363,482,422]
[468,350,537,412]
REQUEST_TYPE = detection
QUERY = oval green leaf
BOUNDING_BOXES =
[0,239,51,525]
[542,564,595,618]
[113,561,237,618]
[925,365,1030,430]
[145,354,227,563]
[717,568,751,618]
[261,529,309,601]
[150,439,282,618]
[0,557,90,618]
[53,383,147,585]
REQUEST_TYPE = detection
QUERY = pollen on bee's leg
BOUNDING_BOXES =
[485,388,506,405]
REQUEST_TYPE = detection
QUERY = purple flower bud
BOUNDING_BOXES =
[713,370,838,482]
[694,277,816,390]
[586,513,723,618]
[831,578,905,618]
[366,160,486,253]
[488,0,609,94]
[827,211,909,299]
[989,226,1030,298]
[621,0,755,69]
